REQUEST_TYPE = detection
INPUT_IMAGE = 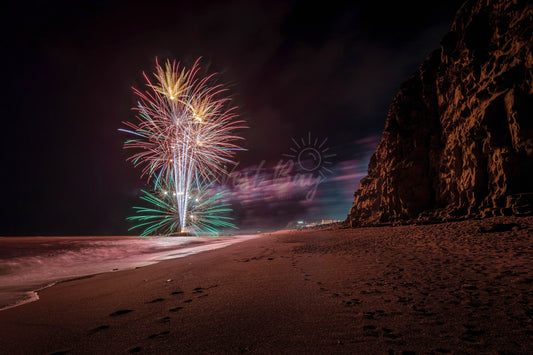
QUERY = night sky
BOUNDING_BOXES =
[2,0,464,235]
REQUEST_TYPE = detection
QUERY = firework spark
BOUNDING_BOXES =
[120,58,246,234]
[127,175,236,236]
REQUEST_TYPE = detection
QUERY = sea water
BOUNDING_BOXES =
[0,235,256,311]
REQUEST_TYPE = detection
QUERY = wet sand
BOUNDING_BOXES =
[1,216,532,354]
[0,235,255,311]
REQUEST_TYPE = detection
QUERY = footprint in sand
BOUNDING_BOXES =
[363,312,376,319]
[109,309,134,317]
[45,349,72,355]
[383,332,402,340]
[147,298,165,303]
[88,325,109,334]
[460,325,485,343]
[183,299,193,303]
[363,330,380,337]
[169,306,183,312]
[127,346,142,353]
[171,291,184,295]
[148,331,170,339]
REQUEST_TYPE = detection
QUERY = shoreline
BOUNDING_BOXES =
[0,217,531,353]
[0,234,262,312]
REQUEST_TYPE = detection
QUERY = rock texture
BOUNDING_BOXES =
[348,0,533,226]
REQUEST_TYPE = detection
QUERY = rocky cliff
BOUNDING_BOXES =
[348,0,533,226]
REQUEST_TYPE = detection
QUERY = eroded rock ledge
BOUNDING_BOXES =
[348,0,533,226]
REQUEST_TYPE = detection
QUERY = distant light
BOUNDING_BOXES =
[297,221,304,224]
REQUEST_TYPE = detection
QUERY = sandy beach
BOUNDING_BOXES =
[1,216,532,354]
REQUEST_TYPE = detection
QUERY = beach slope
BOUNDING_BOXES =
[1,216,532,354]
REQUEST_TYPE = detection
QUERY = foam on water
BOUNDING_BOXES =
[0,235,258,311]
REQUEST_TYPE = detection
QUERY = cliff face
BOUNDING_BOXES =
[348,0,533,226]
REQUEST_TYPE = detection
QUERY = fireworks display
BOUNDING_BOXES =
[127,175,236,236]
[120,58,246,235]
